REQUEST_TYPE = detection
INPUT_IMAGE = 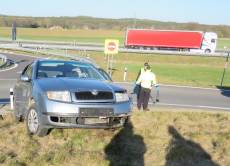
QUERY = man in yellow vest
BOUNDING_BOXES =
[133,62,149,100]
[136,64,157,111]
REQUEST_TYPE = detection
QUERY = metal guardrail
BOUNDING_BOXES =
[0,42,228,57]
[0,54,7,68]
[20,43,230,57]
[0,44,100,67]
[0,40,103,48]
[0,54,7,62]
[0,39,228,52]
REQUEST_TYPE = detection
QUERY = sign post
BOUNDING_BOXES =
[220,52,229,87]
[104,39,119,77]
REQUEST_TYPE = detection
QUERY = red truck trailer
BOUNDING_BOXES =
[125,29,217,53]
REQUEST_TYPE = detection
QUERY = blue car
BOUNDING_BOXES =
[13,59,131,136]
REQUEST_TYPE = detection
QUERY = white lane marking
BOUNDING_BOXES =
[0,63,18,72]
[115,82,230,92]
[132,102,230,110]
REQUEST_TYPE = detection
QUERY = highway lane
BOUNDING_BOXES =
[0,53,37,79]
[117,83,230,110]
[0,53,38,99]
[0,53,229,110]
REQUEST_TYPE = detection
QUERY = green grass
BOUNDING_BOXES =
[63,50,230,88]
[0,108,229,166]
[2,47,230,88]
[218,38,230,49]
[1,27,230,49]
[0,27,124,44]
[0,60,4,66]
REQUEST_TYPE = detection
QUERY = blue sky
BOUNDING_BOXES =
[0,0,230,25]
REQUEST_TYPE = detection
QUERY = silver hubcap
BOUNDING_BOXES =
[28,109,39,133]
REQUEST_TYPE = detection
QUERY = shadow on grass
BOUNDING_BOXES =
[104,123,146,166]
[166,126,219,166]
[216,86,230,97]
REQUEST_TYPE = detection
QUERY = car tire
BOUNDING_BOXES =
[26,104,49,137]
[123,116,131,127]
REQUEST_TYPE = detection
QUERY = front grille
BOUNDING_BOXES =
[79,108,114,117]
[75,91,113,100]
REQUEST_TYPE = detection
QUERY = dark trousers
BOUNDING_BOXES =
[137,87,151,110]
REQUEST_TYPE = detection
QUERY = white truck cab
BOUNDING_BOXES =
[201,32,218,53]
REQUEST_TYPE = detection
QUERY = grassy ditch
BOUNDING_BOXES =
[0,108,229,166]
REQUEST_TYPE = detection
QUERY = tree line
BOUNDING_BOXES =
[1,15,230,38]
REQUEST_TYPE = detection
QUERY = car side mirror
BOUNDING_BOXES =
[20,75,30,82]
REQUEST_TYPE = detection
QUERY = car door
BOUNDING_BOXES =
[14,64,34,116]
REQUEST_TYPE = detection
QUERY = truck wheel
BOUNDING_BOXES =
[26,104,49,137]
[140,47,144,50]
[205,49,211,53]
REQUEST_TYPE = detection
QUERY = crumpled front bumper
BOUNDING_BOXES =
[40,99,132,129]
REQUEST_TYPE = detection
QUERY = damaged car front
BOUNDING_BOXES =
[14,60,131,137]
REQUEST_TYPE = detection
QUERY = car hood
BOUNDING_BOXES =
[35,78,125,92]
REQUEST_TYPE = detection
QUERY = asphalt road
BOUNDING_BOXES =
[0,53,38,101]
[117,83,230,110]
[0,53,229,111]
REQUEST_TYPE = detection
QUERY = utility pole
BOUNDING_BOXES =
[133,13,137,28]
[220,52,229,87]
[12,21,17,41]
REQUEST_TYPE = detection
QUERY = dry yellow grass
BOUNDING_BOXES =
[0,107,229,166]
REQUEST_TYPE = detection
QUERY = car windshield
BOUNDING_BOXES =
[37,61,105,80]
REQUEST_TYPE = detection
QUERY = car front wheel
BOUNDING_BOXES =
[26,104,49,137]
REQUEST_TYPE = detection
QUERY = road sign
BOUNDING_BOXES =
[104,39,119,54]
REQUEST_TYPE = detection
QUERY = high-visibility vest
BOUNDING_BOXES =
[136,70,156,89]
[136,67,150,81]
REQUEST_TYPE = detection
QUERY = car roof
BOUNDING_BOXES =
[37,58,101,69]
[37,59,91,65]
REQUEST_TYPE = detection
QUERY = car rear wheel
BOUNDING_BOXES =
[124,116,131,127]
[26,104,49,137]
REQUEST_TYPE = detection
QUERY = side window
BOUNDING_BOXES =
[21,65,30,75]
[211,39,216,43]
[22,64,33,79]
